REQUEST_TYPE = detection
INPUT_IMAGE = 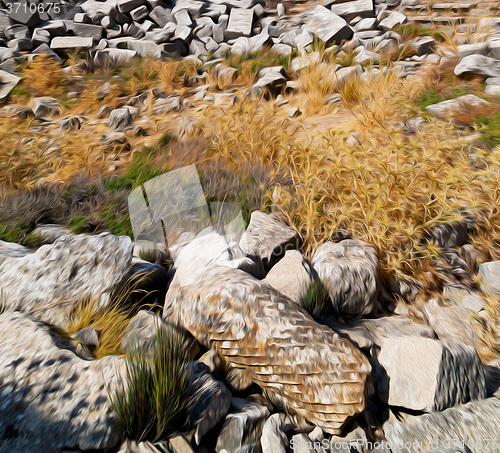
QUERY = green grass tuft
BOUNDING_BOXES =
[300,279,332,322]
[111,323,190,442]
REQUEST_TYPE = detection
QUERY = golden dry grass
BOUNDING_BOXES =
[3,49,500,292]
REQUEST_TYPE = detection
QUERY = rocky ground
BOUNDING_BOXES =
[3,0,500,452]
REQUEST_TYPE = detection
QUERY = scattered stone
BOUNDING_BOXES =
[216,398,270,453]
[426,94,489,118]
[240,211,301,273]
[330,0,375,22]
[32,96,62,117]
[383,397,500,453]
[405,36,436,56]
[71,326,99,350]
[375,335,485,411]
[0,311,125,453]
[479,260,500,297]
[51,36,94,50]
[0,69,21,102]
[251,71,287,98]
[0,233,133,327]
[225,8,253,39]
[455,54,500,78]
[107,105,139,130]
[311,239,380,317]
[59,116,82,131]
[263,249,311,303]
[444,284,486,312]
[378,11,406,31]
[304,6,353,44]
[186,362,232,445]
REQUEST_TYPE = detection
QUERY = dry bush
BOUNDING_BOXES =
[23,55,68,98]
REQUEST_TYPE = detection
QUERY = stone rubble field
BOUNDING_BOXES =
[3,0,500,452]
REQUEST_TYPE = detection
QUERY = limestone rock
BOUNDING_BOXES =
[375,336,485,411]
[330,0,375,22]
[32,96,62,117]
[378,11,406,31]
[0,311,125,453]
[186,362,232,445]
[107,105,139,130]
[426,94,489,118]
[0,233,133,327]
[164,265,372,434]
[0,239,30,265]
[311,240,380,317]
[383,397,500,453]
[225,8,254,39]
[263,250,311,304]
[455,54,500,78]
[240,211,301,273]
[51,36,95,50]
[216,398,270,453]
[251,71,287,98]
[479,260,500,297]
[304,6,353,44]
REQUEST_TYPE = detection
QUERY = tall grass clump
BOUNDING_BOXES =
[300,279,332,322]
[111,324,190,442]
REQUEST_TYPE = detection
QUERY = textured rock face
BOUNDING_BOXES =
[375,336,486,412]
[216,397,270,453]
[479,260,500,297]
[263,250,311,304]
[311,240,380,317]
[164,265,372,434]
[455,54,500,78]
[426,94,489,118]
[239,211,301,274]
[0,233,133,327]
[383,398,500,453]
[0,311,125,453]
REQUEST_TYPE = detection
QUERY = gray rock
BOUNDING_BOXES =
[7,38,32,51]
[117,441,165,453]
[65,22,104,41]
[32,28,51,46]
[0,311,125,453]
[383,397,500,453]
[0,233,133,327]
[123,22,146,39]
[186,362,232,445]
[94,48,137,68]
[169,436,194,453]
[152,94,181,113]
[59,116,82,131]
[225,8,253,39]
[458,42,488,58]
[75,12,92,23]
[130,5,149,21]
[455,54,500,78]
[71,326,99,349]
[443,284,486,312]
[353,17,378,31]
[261,413,293,453]
[304,6,353,44]
[127,39,164,58]
[287,106,302,117]
[0,69,21,102]
[108,105,139,130]
[423,296,482,350]
[375,336,485,411]
[239,211,301,273]
[311,239,380,317]
[426,94,489,118]
[174,24,192,41]
[121,310,170,354]
[150,5,175,27]
[50,36,94,50]
[32,96,62,117]
[216,398,270,453]
[118,0,145,13]
[263,250,311,304]
[479,260,500,297]
[330,0,375,22]
[163,265,372,434]
[272,43,293,56]
[7,2,40,27]
[378,11,406,31]
[405,36,436,56]
[0,240,31,265]
[172,0,206,18]
[4,23,30,40]
[30,225,69,246]
[101,15,116,29]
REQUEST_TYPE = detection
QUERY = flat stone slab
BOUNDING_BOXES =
[455,54,500,78]
[51,36,94,50]
[0,69,21,102]
[304,6,353,44]
[225,8,253,39]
